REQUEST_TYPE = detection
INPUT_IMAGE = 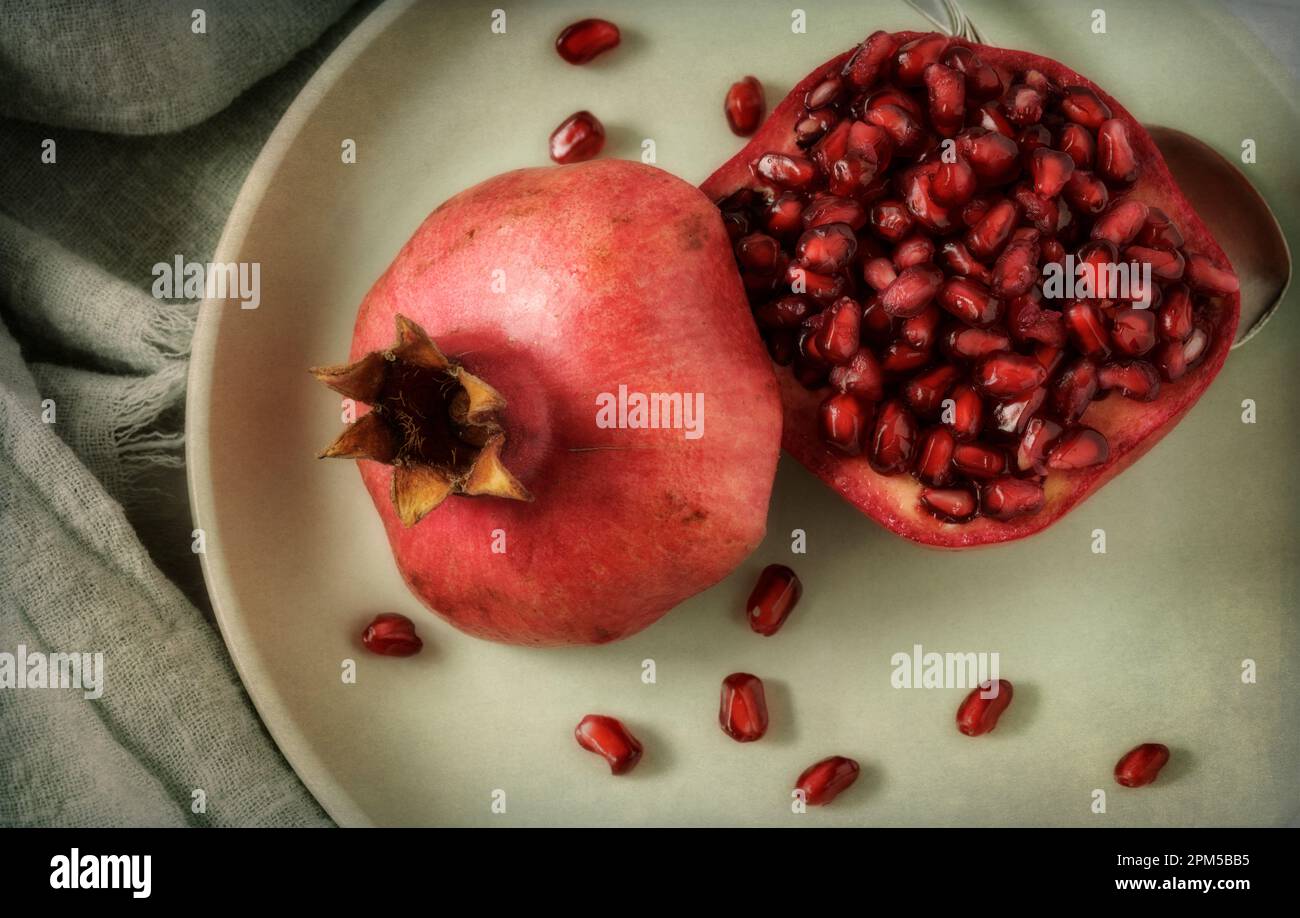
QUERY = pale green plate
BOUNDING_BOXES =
[187,0,1300,826]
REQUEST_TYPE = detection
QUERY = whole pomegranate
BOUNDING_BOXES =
[313,161,782,645]
[702,31,1240,547]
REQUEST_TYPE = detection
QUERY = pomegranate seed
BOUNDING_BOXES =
[805,75,844,109]
[1012,184,1059,236]
[870,399,919,473]
[1057,122,1096,169]
[786,263,844,303]
[804,193,867,230]
[892,234,935,270]
[870,199,915,242]
[1110,307,1157,356]
[765,191,807,237]
[828,149,881,198]
[932,157,976,206]
[1063,170,1109,215]
[982,477,1045,520]
[902,306,944,350]
[1051,357,1100,424]
[976,100,1016,138]
[747,564,802,636]
[1099,359,1161,401]
[902,167,957,234]
[575,715,642,775]
[1064,300,1112,359]
[361,612,423,656]
[1017,124,1052,160]
[881,264,944,317]
[725,76,767,136]
[1091,199,1149,246]
[1029,148,1075,199]
[815,297,862,364]
[915,426,958,485]
[960,129,1020,184]
[1041,238,1066,266]
[1135,207,1185,249]
[976,353,1047,398]
[1157,283,1193,341]
[894,33,949,86]
[944,383,984,440]
[753,152,818,189]
[952,442,1007,480]
[1002,84,1045,126]
[965,198,1019,260]
[1022,68,1056,96]
[798,313,827,362]
[811,120,851,172]
[794,756,860,806]
[1096,118,1139,184]
[863,256,899,292]
[861,295,896,342]
[864,86,924,119]
[865,104,924,155]
[1008,295,1066,347]
[555,19,621,64]
[905,364,961,416]
[842,31,900,90]
[1059,85,1111,129]
[797,222,857,273]
[719,673,769,742]
[1017,416,1063,473]
[829,347,885,401]
[955,679,1014,735]
[1185,253,1240,296]
[735,232,781,272]
[794,108,838,146]
[1182,319,1212,368]
[1047,426,1110,470]
[944,326,1011,362]
[1154,338,1188,382]
[755,294,812,330]
[1076,239,1120,299]
[1125,244,1185,282]
[1114,743,1170,788]
[992,233,1041,299]
[992,385,1046,435]
[923,62,965,136]
[941,45,1001,100]
[920,486,976,521]
[940,240,991,284]
[820,391,869,454]
[880,340,931,376]
[549,111,606,164]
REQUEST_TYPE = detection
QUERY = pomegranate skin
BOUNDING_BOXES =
[350,161,781,645]
[701,33,1239,548]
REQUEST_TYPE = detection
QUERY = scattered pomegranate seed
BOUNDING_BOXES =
[360,612,423,656]
[955,679,1014,735]
[549,111,606,164]
[575,715,643,775]
[794,755,860,806]
[747,564,802,636]
[725,76,766,136]
[555,18,620,64]
[719,673,769,742]
[1114,743,1170,787]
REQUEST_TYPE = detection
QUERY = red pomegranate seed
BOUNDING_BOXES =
[803,193,866,230]
[992,232,1041,298]
[1029,147,1075,199]
[1008,295,1066,347]
[865,86,924,119]
[965,198,1019,260]
[555,18,621,64]
[943,383,984,440]
[1059,85,1111,129]
[940,240,991,284]
[1012,184,1059,236]
[1051,357,1100,424]
[797,222,857,273]
[798,313,828,362]
[361,612,423,656]
[938,276,1001,326]
[804,75,843,109]
[1064,300,1112,359]
[828,150,881,198]
[1002,84,1044,126]
[811,120,851,172]
[1091,199,1149,246]
[920,486,976,521]
[905,364,961,417]
[765,191,807,237]
[955,679,1014,735]
[869,199,915,242]
[1157,283,1193,341]
[1047,426,1110,470]
[820,391,869,454]
[982,477,1045,520]
[860,295,896,343]
[719,673,769,742]
[952,442,1007,479]
[1041,238,1067,266]
[786,263,844,302]
[892,234,935,270]
[1182,320,1212,367]
[976,100,1016,138]
[1057,122,1096,169]
[880,341,930,376]
[992,385,1046,435]
[865,104,924,155]
[881,264,944,318]
[575,715,642,775]
[1017,416,1063,473]
[1125,245,1185,282]
[747,564,802,636]
[870,399,919,473]
[829,348,885,402]
[842,30,899,90]
[960,129,1020,184]
[975,353,1047,398]
[1114,743,1170,788]
[932,157,976,206]
[815,296,862,364]
[1017,124,1052,160]
[1099,360,1161,401]
[753,152,818,189]
[549,111,606,164]
[1063,170,1109,215]
[944,326,1011,362]
[795,108,837,146]
[902,305,943,350]
[725,76,766,136]
[941,45,1001,100]
[1110,307,1157,356]
[1185,253,1240,296]
[1154,339,1188,382]
[735,232,781,272]
[923,62,965,137]
[1096,118,1139,184]
[915,426,957,485]
[863,256,899,292]
[902,167,957,233]
[1135,207,1185,249]
[894,32,949,86]
[794,756,860,806]
[755,294,812,330]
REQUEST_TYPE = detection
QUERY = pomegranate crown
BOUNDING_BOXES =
[310,314,532,526]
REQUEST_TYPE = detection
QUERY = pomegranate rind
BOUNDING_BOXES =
[701,33,1239,548]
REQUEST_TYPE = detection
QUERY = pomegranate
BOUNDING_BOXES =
[1114,743,1171,788]
[549,111,606,164]
[313,162,781,645]
[719,672,769,741]
[360,612,423,656]
[702,31,1239,546]
[575,715,643,774]
[555,19,620,65]
[955,679,1013,736]
[794,755,860,806]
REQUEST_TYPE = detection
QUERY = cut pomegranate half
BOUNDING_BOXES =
[702,31,1239,547]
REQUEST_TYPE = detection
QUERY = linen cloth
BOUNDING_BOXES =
[0,0,369,827]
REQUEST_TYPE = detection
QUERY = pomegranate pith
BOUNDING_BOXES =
[701,30,1240,547]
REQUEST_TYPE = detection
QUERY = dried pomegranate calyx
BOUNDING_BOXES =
[311,313,532,526]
